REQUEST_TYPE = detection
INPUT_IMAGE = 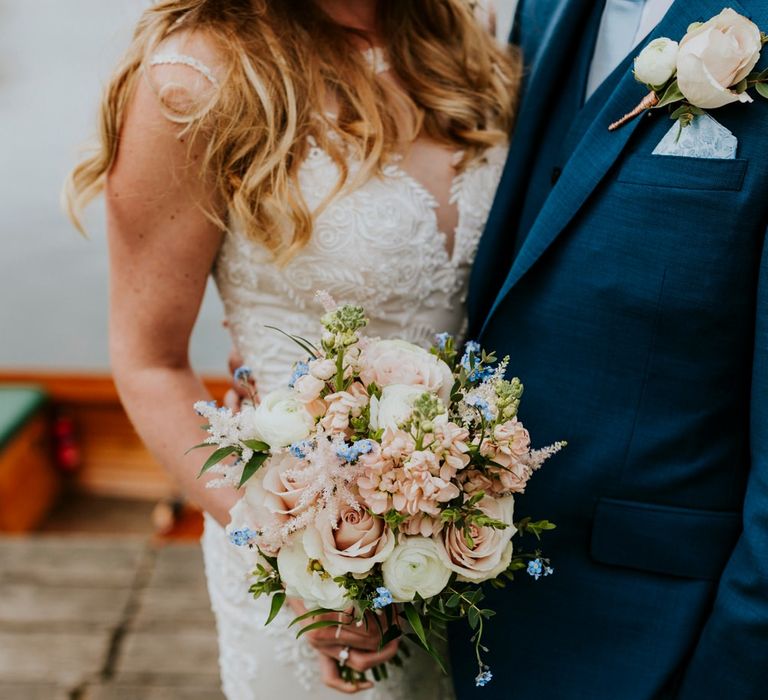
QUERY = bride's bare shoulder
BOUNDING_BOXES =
[144,29,227,117]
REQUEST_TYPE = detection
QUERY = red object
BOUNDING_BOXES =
[53,414,81,472]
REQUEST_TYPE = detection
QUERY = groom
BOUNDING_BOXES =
[450,0,768,699]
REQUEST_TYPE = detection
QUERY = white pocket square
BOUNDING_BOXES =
[652,113,737,159]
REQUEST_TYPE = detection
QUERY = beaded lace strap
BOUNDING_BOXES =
[149,53,220,88]
[361,47,390,74]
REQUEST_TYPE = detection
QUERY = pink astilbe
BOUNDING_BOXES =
[250,433,371,549]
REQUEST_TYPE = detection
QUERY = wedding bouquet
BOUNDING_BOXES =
[193,293,564,687]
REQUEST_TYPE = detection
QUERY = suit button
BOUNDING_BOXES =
[551,166,562,185]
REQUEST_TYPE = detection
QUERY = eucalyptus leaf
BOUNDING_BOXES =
[238,452,269,488]
[732,77,748,94]
[655,81,684,109]
[242,439,270,452]
[296,619,345,638]
[198,445,238,477]
[403,603,429,650]
[756,82,768,99]
[288,607,336,627]
[265,592,286,625]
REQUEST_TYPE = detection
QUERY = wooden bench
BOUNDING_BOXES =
[0,386,59,532]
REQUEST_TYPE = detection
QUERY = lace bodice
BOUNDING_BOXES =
[215,140,508,392]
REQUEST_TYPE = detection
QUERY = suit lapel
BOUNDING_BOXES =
[480,0,745,336]
[468,0,593,326]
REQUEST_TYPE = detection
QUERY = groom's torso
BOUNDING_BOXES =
[455,0,768,698]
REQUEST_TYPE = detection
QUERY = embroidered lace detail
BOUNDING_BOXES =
[214,142,507,397]
[149,52,221,87]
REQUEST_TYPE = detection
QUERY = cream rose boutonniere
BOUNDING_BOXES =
[610,8,768,131]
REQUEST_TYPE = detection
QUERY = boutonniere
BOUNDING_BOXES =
[609,8,768,131]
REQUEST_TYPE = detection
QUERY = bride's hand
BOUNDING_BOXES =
[224,346,258,410]
[288,598,400,693]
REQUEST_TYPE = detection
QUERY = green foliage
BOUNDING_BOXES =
[441,493,510,548]
[265,591,286,625]
[495,374,524,420]
[654,80,684,109]
[241,439,270,452]
[264,325,319,359]
[198,445,238,476]
[756,82,768,99]
[516,518,557,541]
[238,451,269,488]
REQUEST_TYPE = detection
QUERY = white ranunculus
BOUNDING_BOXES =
[634,38,679,87]
[676,8,762,109]
[277,535,349,611]
[247,389,314,448]
[381,536,452,602]
[369,384,426,432]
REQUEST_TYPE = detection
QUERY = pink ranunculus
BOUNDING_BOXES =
[359,339,454,404]
[380,427,417,463]
[357,445,398,514]
[399,450,460,517]
[303,507,395,576]
[319,382,369,435]
[401,512,444,537]
[459,469,496,497]
[437,495,516,583]
[428,420,471,480]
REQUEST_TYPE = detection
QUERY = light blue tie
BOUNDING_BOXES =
[586,0,647,100]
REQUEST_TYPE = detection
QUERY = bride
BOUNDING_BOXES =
[66,0,520,696]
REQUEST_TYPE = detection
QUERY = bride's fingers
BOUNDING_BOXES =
[343,640,400,673]
[223,388,242,411]
[307,627,381,651]
[317,654,373,694]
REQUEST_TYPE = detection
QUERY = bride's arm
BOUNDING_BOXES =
[106,65,238,526]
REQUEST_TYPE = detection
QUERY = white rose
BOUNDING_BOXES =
[277,535,349,611]
[676,8,762,109]
[369,384,426,432]
[634,38,679,86]
[248,389,314,448]
[382,536,452,602]
[359,339,454,404]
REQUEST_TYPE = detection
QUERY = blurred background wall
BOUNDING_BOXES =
[0,0,516,374]
[0,0,229,372]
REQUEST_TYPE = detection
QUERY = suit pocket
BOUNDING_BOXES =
[590,497,741,580]
[616,153,748,191]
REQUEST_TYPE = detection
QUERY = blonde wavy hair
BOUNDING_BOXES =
[65,0,521,261]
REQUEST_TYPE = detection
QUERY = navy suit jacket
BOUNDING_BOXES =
[451,1,768,698]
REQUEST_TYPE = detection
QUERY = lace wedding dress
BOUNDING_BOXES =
[151,39,507,700]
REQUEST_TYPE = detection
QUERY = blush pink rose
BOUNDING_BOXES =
[303,507,395,576]
[359,339,454,403]
[259,451,317,517]
[437,495,516,582]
